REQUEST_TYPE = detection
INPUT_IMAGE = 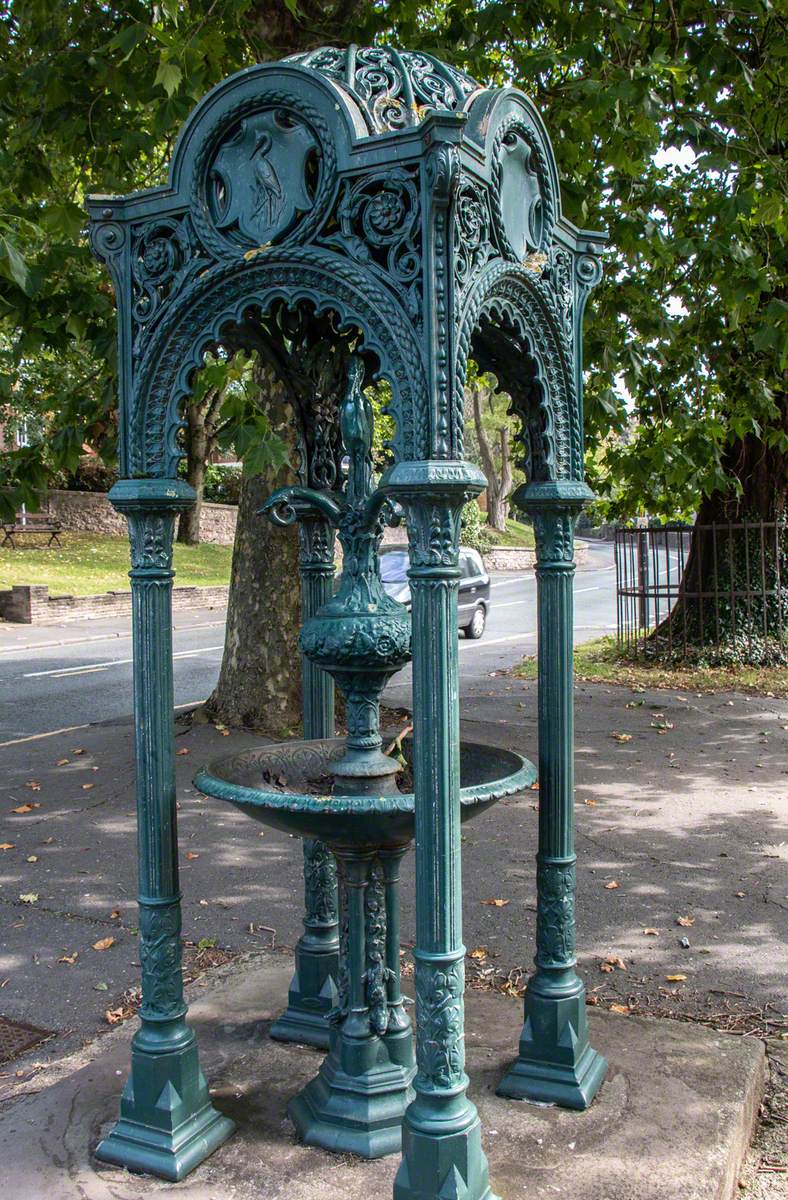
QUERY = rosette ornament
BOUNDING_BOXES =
[261,357,411,793]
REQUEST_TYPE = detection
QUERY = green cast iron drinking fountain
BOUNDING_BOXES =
[195,359,534,1157]
[88,43,607,1198]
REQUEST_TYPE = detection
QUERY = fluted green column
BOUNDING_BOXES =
[271,512,340,1049]
[96,479,234,1179]
[384,461,497,1200]
[498,479,607,1110]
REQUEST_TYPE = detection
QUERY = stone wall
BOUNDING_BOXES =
[483,540,587,571]
[46,490,238,545]
[0,583,229,624]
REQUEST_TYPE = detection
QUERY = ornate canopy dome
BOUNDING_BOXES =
[287,45,480,133]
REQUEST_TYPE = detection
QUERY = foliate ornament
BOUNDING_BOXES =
[454,181,492,291]
[189,94,336,260]
[364,863,390,1035]
[405,501,464,568]
[536,861,577,966]
[127,511,176,573]
[544,247,574,337]
[131,217,203,357]
[287,46,478,134]
[415,958,465,1090]
[304,838,339,926]
[138,901,185,1021]
[490,117,555,262]
[332,872,351,1023]
[321,167,421,317]
[532,509,575,564]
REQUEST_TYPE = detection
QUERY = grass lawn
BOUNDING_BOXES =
[515,634,788,697]
[487,516,535,548]
[0,532,232,596]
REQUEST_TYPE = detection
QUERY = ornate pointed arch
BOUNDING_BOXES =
[456,262,581,482]
[128,249,428,477]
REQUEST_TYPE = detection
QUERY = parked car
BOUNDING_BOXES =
[379,546,490,639]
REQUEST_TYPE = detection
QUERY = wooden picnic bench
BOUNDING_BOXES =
[1,511,62,548]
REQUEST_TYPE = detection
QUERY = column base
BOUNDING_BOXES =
[95,1031,235,1180]
[393,1103,499,1200]
[269,943,339,1050]
[288,1046,415,1159]
[497,987,607,1110]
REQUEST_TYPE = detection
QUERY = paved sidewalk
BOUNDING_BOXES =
[0,952,767,1200]
[0,672,785,1081]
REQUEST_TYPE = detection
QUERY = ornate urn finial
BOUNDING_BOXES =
[261,356,411,793]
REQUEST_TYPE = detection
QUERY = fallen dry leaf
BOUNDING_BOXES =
[530,781,539,790]
[110,909,120,920]
[609,1003,630,1014]
[19,893,39,904]
[105,1007,125,1025]
[600,955,627,973]
[0,843,14,851]
[26,855,38,863]
[185,851,200,860]
[734,891,746,898]
[55,758,70,767]
[584,798,598,806]
[481,898,510,907]
[92,936,115,952]
[665,973,687,982]
[58,953,78,965]
[604,881,620,890]
[176,747,190,756]
[469,947,488,960]
[71,748,86,755]
[610,732,632,743]
[25,781,41,791]
[11,803,39,813]
[81,783,95,791]
[643,927,660,936]
[676,915,695,927]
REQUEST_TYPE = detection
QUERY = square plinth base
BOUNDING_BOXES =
[0,955,765,1200]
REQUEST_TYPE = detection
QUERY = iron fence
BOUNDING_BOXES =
[614,521,787,662]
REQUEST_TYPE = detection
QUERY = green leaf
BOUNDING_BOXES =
[0,235,30,293]
[154,60,182,97]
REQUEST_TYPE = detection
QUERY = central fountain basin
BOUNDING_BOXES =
[193,736,535,1160]
[194,736,535,849]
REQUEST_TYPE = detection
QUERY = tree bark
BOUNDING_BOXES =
[653,389,787,659]
[471,382,513,532]
[177,387,223,545]
[205,361,303,735]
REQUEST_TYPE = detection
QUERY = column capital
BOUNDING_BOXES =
[512,479,594,515]
[109,477,196,514]
[380,459,487,503]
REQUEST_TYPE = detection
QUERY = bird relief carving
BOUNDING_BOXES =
[210,109,317,246]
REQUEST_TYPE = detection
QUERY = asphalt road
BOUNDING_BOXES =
[0,541,616,743]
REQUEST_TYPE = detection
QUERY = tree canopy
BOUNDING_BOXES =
[0,0,785,521]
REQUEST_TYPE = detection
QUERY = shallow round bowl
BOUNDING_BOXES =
[194,737,535,850]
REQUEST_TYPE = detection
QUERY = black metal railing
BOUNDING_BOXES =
[614,521,787,662]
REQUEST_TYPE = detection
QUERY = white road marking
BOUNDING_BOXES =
[23,644,225,680]
[575,586,601,594]
[0,722,91,748]
[489,576,532,589]
[0,618,226,657]
[460,631,535,648]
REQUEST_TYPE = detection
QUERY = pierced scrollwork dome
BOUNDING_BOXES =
[287,44,480,133]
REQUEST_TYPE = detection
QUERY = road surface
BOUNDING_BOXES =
[0,541,616,743]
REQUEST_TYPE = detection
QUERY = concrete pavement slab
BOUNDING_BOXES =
[0,952,766,1200]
